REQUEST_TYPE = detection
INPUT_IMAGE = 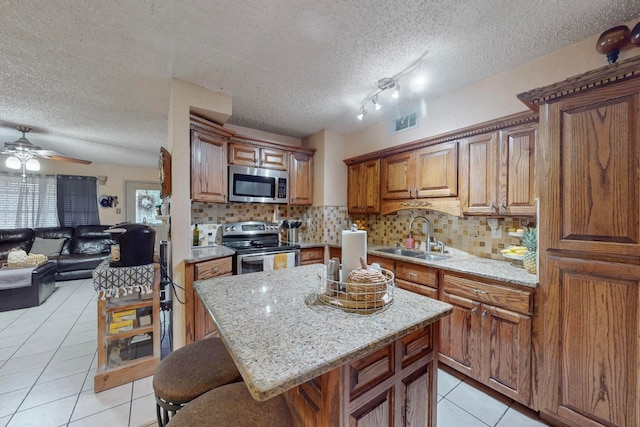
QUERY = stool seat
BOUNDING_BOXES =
[166,382,294,427]
[153,337,242,425]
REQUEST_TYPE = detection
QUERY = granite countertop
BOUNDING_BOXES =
[186,245,235,263]
[367,245,538,288]
[194,264,452,401]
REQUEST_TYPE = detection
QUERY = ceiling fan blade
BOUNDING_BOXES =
[34,150,91,164]
[46,155,92,165]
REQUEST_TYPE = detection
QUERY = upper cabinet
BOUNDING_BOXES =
[190,117,234,203]
[459,123,537,216]
[289,151,314,206]
[381,142,458,200]
[347,159,380,214]
[228,141,288,170]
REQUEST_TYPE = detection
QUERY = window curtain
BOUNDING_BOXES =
[56,175,99,226]
[0,173,58,228]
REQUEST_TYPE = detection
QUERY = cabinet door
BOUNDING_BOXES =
[459,132,499,214]
[381,151,415,200]
[191,130,227,203]
[228,143,259,167]
[348,159,381,214]
[539,255,640,427]
[498,124,536,216]
[289,152,313,205]
[438,291,478,378]
[415,142,458,198]
[480,304,531,405]
[261,148,288,170]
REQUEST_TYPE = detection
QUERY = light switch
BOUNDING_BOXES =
[116,208,121,214]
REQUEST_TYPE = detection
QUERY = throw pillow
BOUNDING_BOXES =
[30,237,66,257]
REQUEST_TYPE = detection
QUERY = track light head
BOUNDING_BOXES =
[372,96,381,110]
[391,85,400,99]
[357,106,367,120]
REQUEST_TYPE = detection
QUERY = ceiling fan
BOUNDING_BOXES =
[2,126,91,181]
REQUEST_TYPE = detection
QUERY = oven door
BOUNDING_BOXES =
[236,250,301,275]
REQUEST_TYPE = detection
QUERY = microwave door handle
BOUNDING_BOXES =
[274,177,278,200]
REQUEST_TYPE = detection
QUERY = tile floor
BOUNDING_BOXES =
[0,278,550,427]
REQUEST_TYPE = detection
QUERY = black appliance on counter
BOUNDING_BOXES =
[107,223,156,267]
[221,221,300,275]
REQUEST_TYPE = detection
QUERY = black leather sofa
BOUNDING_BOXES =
[0,225,114,281]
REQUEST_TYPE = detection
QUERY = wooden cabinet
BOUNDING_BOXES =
[185,257,233,343]
[518,56,640,426]
[328,246,341,260]
[459,124,536,216]
[228,142,287,170]
[300,247,324,265]
[289,151,314,205]
[395,260,438,300]
[381,142,457,201]
[190,118,234,203]
[285,325,438,427]
[347,159,380,214]
[439,272,533,406]
[95,264,160,392]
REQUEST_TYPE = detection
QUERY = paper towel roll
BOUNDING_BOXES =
[342,229,367,279]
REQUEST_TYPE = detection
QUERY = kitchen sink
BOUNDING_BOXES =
[375,248,450,261]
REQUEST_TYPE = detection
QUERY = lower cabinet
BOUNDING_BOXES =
[439,272,533,406]
[185,257,232,343]
[394,260,438,299]
[300,247,324,265]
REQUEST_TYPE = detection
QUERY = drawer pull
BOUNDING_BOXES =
[474,289,488,295]
[408,272,419,278]
[471,306,478,314]
[482,310,487,319]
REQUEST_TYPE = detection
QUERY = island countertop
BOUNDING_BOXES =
[194,264,452,401]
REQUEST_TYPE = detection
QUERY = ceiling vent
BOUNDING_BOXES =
[388,112,418,135]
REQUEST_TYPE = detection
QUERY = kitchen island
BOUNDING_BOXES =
[194,263,452,426]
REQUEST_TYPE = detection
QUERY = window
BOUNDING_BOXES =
[57,175,100,226]
[0,173,58,228]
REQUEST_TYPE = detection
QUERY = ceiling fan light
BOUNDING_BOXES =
[26,158,40,171]
[5,156,21,170]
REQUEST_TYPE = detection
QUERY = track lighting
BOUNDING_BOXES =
[372,96,381,110]
[356,51,428,120]
[357,106,367,120]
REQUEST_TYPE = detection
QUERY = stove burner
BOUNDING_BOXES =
[250,240,264,248]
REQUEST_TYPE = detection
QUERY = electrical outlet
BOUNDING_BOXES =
[116,208,121,214]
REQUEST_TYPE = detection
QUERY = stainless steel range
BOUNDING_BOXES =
[221,221,301,275]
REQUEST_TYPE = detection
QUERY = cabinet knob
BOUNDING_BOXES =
[482,310,487,319]
[499,200,507,213]
[408,188,412,197]
[471,306,478,314]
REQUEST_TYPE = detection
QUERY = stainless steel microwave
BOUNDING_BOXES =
[228,165,289,204]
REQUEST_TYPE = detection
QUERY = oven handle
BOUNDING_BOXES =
[241,255,270,263]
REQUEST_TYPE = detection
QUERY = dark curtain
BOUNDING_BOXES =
[57,175,99,226]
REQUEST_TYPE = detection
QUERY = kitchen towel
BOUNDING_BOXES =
[342,229,367,279]
[274,253,288,270]
[263,252,297,271]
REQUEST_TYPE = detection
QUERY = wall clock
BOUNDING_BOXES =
[159,147,172,198]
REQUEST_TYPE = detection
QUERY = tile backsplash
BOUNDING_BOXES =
[191,202,535,261]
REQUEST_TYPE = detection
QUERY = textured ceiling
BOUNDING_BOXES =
[0,1,639,168]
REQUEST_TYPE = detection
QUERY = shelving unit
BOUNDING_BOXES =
[94,263,160,392]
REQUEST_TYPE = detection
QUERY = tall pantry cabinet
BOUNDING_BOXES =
[518,56,640,427]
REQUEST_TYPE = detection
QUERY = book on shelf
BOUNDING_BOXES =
[112,309,136,322]
[109,319,134,334]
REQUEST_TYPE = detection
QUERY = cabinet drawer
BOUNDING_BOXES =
[395,261,438,287]
[442,273,532,315]
[395,278,437,299]
[195,257,232,280]
[301,247,324,264]
[367,255,394,272]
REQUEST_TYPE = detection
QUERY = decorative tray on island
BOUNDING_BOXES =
[317,261,395,314]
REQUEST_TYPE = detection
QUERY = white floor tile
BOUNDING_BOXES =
[11,337,61,358]
[70,320,97,334]
[129,393,157,427]
[437,368,462,398]
[20,372,86,411]
[0,333,31,350]
[0,324,40,338]
[0,350,56,376]
[51,341,97,364]
[7,395,76,427]
[497,406,551,427]
[70,383,132,421]
[0,388,30,418]
[68,402,130,427]
[132,376,154,400]
[446,381,509,426]
[0,367,44,394]
[437,398,489,427]
[61,329,96,348]
[0,415,10,427]
[37,354,94,384]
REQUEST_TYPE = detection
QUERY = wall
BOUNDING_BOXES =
[305,129,347,207]
[344,18,640,159]
[0,160,158,225]
[168,78,232,348]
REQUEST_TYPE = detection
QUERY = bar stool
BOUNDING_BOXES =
[166,382,294,426]
[153,337,243,426]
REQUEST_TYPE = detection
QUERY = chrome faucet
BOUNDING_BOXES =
[408,215,433,251]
